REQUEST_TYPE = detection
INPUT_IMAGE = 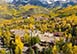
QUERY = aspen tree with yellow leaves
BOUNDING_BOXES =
[15,35,24,54]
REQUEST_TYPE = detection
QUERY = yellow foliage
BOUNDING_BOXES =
[15,35,24,50]
[73,45,77,54]
[20,5,38,11]
[52,45,58,54]
[67,43,72,49]
[24,34,30,42]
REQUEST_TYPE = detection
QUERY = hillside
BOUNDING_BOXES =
[0,4,77,54]
[0,4,50,19]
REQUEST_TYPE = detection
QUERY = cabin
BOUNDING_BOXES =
[10,29,25,37]
[53,32,64,37]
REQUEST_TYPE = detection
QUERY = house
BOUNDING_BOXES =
[10,29,25,37]
[53,32,64,37]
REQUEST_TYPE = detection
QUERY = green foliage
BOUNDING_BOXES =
[24,34,30,43]
[28,47,35,54]
[0,49,6,54]
[29,36,40,46]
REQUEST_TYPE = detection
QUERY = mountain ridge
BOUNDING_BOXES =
[8,0,77,8]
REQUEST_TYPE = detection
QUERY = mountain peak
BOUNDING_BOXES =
[11,0,77,8]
